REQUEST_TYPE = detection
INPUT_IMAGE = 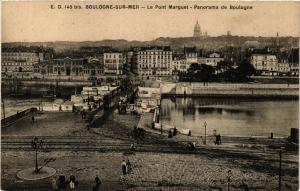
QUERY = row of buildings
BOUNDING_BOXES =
[1,46,226,79]
[251,48,299,76]
[1,46,299,80]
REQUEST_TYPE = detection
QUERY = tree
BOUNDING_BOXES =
[236,59,256,77]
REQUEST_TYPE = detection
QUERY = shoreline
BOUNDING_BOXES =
[160,82,299,99]
[162,93,299,99]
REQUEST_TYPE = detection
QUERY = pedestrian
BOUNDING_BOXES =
[130,143,135,151]
[188,130,191,136]
[126,159,132,174]
[69,174,76,190]
[92,175,102,191]
[173,127,177,136]
[121,160,127,175]
[81,110,84,119]
[216,134,222,145]
[31,116,35,123]
[168,129,173,138]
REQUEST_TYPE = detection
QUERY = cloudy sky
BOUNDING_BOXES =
[2,1,300,42]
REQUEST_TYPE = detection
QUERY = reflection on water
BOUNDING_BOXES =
[161,98,299,136]
[197,107,254,116]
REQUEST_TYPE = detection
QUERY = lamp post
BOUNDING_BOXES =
[159,83,162,135]
[160,87,162,135]
[31,137,43,173]
[279,147,283,191]
[203,121,207,145]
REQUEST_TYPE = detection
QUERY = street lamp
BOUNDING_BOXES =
[278,147,284,191]
[31,137,43,173]
[160,84,162,135]
[203,121,207,145]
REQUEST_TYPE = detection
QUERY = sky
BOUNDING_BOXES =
[2,1,300,42]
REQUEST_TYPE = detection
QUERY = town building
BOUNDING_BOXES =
[203,53,224,67]
[1,47,53,75]
[251,54,279,75]
[103,52,124,75]
[288,48,299,76]
[277,62,290,75]
[198,52,224,67]
[290,63,299,76]
[171,55,188,74]
[184,47,198,65]
[33,57,104,80]
[132,46,173,78]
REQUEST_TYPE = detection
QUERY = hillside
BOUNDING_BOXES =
[2,36,298,52]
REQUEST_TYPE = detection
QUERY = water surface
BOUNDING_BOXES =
[161,98,299,137]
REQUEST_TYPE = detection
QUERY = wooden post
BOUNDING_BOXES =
[204,121,207,145]
[40,94,43,111]
[2,97,6,125]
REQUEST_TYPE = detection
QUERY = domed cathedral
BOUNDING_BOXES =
[193,20,202,38]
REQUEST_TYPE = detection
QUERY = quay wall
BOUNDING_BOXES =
[2,79,93,87]
[161,83,299,98]
[1,79,93,97]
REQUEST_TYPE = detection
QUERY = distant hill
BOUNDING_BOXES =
[2,36,298,52]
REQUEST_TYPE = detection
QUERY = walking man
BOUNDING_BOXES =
[126,159,132,174]
[130,143,135,151]
[121,160,127,175]
[93,175,102,191]
[69,174,76,190]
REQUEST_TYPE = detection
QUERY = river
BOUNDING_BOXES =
[161,98,299,137]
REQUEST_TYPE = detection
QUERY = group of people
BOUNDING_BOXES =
[121,159,132,175]
[55,174,102,190]
[168,127,178,138]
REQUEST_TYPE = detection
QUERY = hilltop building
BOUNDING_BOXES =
[276,32,280,47]
[193,20,202,38]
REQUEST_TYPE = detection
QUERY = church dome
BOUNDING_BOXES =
[193,20,202,38]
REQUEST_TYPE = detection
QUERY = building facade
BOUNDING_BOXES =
[103,52,124,75]
[251,54,278,75]
[172,55,188,74]
[1,47,53,74]
[204,53,224,67]
[250,53,298,76]
[33,57,104,80]
[290,63,299,76]
[184,47,198,66]
[132,46,173,78]
[277,62,290,75]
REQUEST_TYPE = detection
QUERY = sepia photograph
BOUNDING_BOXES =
[1,1,299,190]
